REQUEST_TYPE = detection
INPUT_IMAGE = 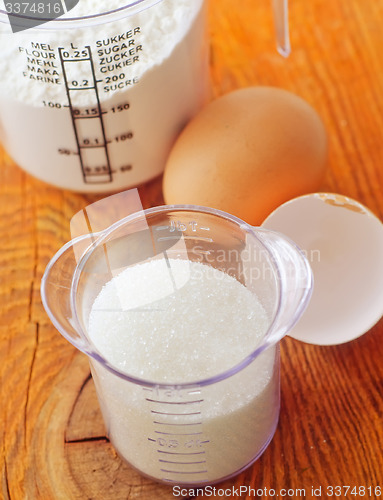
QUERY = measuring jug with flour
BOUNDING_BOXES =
[41,205,312,486]
[0,0,290,192]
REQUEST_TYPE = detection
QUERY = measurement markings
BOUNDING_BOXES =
[146,391,207,478]
[160,469,208,474]
[66,85,96,91]
[83,171,111,176]
[72,113,102,119]
[58,45,113,184]
[145,398,203,404]
[79,143,111,149]
[153,421,203,426]
[159,460,207,465]
[154,431,203,436]
[61,57,91,62]
[157,236,213,243]
[162,478,208,484]
[151,411,201,416]
[157,450,206,455]
[87,46,112,182]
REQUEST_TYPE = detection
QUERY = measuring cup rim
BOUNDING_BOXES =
[0,0,168,30]
[67,203,286,388]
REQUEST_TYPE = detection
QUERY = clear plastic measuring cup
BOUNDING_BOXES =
[0,0,290,192]
[41,205,312,486]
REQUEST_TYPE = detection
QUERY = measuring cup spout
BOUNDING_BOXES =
[41,233,97,354]
[271,0,291,57]
[257,228,313,343]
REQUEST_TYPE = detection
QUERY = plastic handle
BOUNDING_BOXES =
[40,233,98,354]
[272,0,291,57]
[256,228,313,343]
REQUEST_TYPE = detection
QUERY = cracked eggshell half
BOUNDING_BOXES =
[262,193,383,345]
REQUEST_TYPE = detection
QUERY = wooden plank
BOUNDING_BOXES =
[1,0,383,497]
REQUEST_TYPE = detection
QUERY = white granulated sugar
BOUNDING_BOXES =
[87,258,278,483]
[88,258,270,383]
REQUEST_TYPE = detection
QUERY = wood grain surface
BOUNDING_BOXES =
[1,0,383,498]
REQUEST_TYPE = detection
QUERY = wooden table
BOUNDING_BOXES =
[1,0,383,498]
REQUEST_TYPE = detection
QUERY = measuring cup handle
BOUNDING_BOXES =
[256,227,313,342]
[271,0,291,57]
[40,233,98,353]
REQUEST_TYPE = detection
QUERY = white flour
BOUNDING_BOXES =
[86,258,279,484]
[0,0,208,190]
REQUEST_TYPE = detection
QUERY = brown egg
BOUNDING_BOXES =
[163,87,328,225]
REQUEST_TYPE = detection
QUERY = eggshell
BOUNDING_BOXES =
[262,193,383,345]
[163,87,328,225]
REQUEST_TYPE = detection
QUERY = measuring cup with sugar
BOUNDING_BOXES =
[0,0,289,192]
[41,204,312,486]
